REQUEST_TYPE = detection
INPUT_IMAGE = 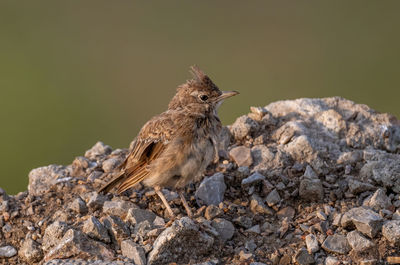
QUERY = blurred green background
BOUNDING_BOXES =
[1,1,400,194]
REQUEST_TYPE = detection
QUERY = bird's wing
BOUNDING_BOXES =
[98,111,176,194]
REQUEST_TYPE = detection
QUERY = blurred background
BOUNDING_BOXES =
[1,1,400,194]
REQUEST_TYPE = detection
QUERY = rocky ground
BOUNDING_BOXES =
[1,97,400,265]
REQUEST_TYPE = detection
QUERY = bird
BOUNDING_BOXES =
[98,66,238,218]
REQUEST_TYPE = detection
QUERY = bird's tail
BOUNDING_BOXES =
[97,171,126,194]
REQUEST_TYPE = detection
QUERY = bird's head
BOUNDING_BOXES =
[168,66,239,114]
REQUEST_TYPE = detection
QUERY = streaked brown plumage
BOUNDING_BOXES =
[98,66,238,217]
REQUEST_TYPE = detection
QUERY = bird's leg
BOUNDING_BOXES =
[178,190,193,218]
[154,186,175,218]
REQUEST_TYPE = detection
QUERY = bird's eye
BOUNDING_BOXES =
[199,95,208,101]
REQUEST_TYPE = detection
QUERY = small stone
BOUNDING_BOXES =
[233,216,253,229]
[239,250,253,260]
[241,172,265,186]
[359,260,377,265]
[153,216,166,227]
[332,213,342,227]
[276,206,295,220]
[382,220,400,244]
[44,229,114,261]
[299,177,323,202]
[103,199,137,219]
[316,210,327,221]
[229,146,253,167]
[68,197,88,215]
[83,216,110,243]
[101,216,130,244]
[0,188,9,202]
[211,218,235,241]
[204,205,223,220]
[42,221,69,251]
[341,207,383,238]
[195,173,226,206]
[325,256,340,265]
[102,158,121,172]
[367,189,392,211]
[347,178,376,194]
[305,234,319,253]
[125,208,157,225]
[246,224,261,234]
[28,165,69,196]
[346,230,375,253]
[161,189,179,201]
[245,239,257,252]
[250,194,274,215]
[266,189,281,207]
[19,238,43,262]
[0,245,17,258]
[84,141,112,159]
[148,217,214,264]
[295,248,314,265]
[321,234,351,255]
[86,192,107,211]
[121,240,146,265]
[304,165,318,179]
[230,115,259,141]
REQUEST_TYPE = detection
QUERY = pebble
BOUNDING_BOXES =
[265,189,281,207]
[346,230,375,252]
[250,194,274,215]
[229,146,253,167]
[321,234,350,255]
[0,245,17,258]
[86,192,107,211]
[299,177,323,202]
[121,240,146,265]
[241,172,265,186]
[102,199,137,219]
[246,224,261,234]
[68,197,88,215]
[276,206,295,220]
[305,234,319,253]
[211,218,235,240]
[341,207,383,238]
[294,248,314,264]
[233,216,253,229]
[316,210,327,221]
[204,205,223,220]
[84,141,112,159]
[102,157,121,172]
[382,220,400,243]
[42,221,69,251]
[195,173,226,206]
[366,188,392,211]
[325,256,340,265]
[19,238,43,262]
[125,208,156,225]
[82,216,111,243]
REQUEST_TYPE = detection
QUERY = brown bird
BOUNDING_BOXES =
[98,66,238,217]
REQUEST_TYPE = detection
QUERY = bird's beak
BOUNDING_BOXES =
[215,91,239,102]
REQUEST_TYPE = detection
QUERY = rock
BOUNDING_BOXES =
[82,216,111,243]
[121,240,146,265]
[246,224,261,234]
[103,199,137,219]
[125,208,157,225]
[305,234,319,253]
[84,141,112,159]
[321,234,351,255]
[229,146,253,167]
[347,177,376,194]
[28,165,69,196]
[0,245,17,258]
[204,205,223,220]
[44,229,114,261]
[101,216,130,244]
[382,220,400,243]
[304,165,318,178]
[265,189,281,207]
[241,172,265,186]
[341,207,383,238]
[195,173,226,206]
[86,192,107,211]
[68,197,88,215]
[325,256,340,265]
[43,260,134,265]
[346,230,375,253]
[42,221,69,251]
[233,216,253,229]
[366,189,392,211]
[102,157,121,172]
[299,177,323,202]
[148,217,214,264]
[19,238,43,262]
[0,187,9,202]
[250,194,274,215]
[211,218,235,241]
[295,248,314,264]
[161,189,179,201]
[276,206,295,220]
[245,239,257,252]
[230,115,259,141]
[360,154,400,193]
[316,210,327,221]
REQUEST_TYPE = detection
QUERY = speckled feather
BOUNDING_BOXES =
[99,66,234,194]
